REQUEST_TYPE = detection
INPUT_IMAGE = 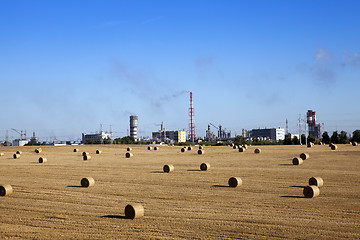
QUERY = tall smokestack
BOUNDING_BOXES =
[130,115,138,140]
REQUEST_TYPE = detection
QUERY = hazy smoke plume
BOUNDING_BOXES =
[342,50,360,67]
[111,60,189,110]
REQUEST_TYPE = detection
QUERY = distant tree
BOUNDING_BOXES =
[86,140,101,144]
[301,134,306,145]
[103,137,112,144]
[339,131,349,144]
[234,135,247,145]
[307,134,315,144]
[292,136,300,145]
[352,130,360,143]
[284,136,292,145]
[330,131,339,144]
[113,136,135,144]
[322,132,330,144]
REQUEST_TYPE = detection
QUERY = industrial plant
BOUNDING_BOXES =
[152,122,186,143]
[0,89,331,146]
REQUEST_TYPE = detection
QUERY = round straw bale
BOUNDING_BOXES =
[238,147,245,152]
[230,143,234,147]
[73,148,79,152]
[181,147,187,152]
[199,146,204,149]
[82,152,89,156]
[187,146,193,151]
[154,147,159,150]
[96,150,102,154]
[292,157,303,165]
[309,177,324,187]
[228,177,242,187]
[352,142,358,146]
[83,155,91,161]
[198,149,204,155]
[242,144,248,149]
[300,153,309,160]
[254,148,261,154]
[331,144,338,150]
[125,204,144,219]
[307,142,313,148]
[16,151,22,154]
[200,163,210,171]
[0,184,13,196]
[233,145,238,149]
[163,164,174,173]
[0,153,4,157]
[303,185,320,198]
[127,147,132,151]
[125,152,133,158]
[13,154,20,159]
[35,148,42,153]
[39,157,47,163]
[81,177,95,187]
[148,146,153,150]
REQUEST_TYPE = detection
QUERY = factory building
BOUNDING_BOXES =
[248,128,285,141]
[12,139,30,146]
[130,115,138,140]
[152,131,186,143]
[307,110,321,139]
[82,131,112,144]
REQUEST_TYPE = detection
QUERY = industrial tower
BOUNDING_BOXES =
[307,110,321,139]
[188,91,195,142]
[130,115,138,140]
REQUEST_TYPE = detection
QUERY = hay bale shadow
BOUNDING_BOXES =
[151,171,164,173]
[67,185,84,188]
[101,215,127,219]
[281,195,305,198]
[290,185,306,188]
[187,169,201,172]
[212,185,230,188]
[279,164,294,166]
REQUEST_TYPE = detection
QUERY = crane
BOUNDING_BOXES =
[209,123,219,130]
[11,128,26,140]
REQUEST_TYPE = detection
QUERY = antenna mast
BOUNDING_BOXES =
[188,91,195,143]
[298,114,301,144]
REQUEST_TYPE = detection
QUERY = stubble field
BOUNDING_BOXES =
[0,144,359,239]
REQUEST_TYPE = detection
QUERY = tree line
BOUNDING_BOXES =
[234,129,360,146]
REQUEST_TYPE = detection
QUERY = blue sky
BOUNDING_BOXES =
[1,0,359,141]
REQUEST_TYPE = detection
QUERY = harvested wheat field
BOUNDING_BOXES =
[0,144,359,239]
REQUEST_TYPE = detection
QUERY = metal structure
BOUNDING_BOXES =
[298,114,302,144]
[11,128,26,140]
[188,92,195,142]
[130,115,139,140]
[207,123,231,141]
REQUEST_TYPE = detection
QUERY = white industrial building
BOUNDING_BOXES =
[12,139,30,146]
[82,131,112,144]
[246,128,285,141]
